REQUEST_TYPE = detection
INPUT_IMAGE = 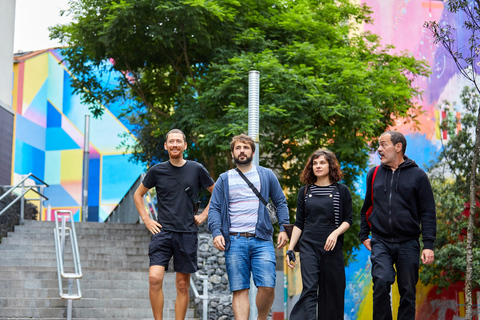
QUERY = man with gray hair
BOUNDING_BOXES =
[359,130,436,320]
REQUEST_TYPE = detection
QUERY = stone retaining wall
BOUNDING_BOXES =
[193,233,233,319]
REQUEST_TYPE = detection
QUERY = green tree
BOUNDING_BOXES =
[420,87,480,296]
[51,0,429,264]
[425,2,480,318]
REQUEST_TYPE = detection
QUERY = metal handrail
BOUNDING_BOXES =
[190,272,209,320]
[0,173,49,221]
[0,186,48,216]
[53,210,82,320]
[0,173,48,202]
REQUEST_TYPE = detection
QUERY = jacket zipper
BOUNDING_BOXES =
[389,170,395,242]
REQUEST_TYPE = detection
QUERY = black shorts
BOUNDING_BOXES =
[148,230,198,273]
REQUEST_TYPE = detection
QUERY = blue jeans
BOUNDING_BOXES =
[225,235,276,292]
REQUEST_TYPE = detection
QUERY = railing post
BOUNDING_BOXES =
[202,276,208,320]
[60,216,66,260]
[47,205,51,222]
[67,284,73,320]
[20,178,25,224]
[39,185,44,220]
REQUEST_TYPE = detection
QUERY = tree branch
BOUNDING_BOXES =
[159,45,200,93]
[121,63,170,118]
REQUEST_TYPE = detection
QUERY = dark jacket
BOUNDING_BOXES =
[358,156,436,250]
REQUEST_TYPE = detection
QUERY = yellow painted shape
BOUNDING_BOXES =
[392,280,399,320]
[459,291,465,317]
[287,252,302,297]
[60,149,83,182]
[12,63,19,112]
[435,110,441,140]
[22,53,49,113]
[358,285,373,319]
[415,281,431,312]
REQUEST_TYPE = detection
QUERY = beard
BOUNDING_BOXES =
[234,153,253,165]
[168,149,183,159]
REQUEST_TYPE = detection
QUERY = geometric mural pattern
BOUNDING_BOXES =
[12,49,144,222]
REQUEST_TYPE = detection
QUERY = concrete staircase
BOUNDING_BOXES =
[0,220,199,320]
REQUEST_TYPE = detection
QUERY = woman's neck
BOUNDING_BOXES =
[314,177,332,187]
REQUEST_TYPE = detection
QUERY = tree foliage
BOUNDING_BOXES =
[51,0,429,264]
[420,87,480,292]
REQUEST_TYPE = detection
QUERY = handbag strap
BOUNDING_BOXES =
[166,161,198,206]
[235,168,269,206]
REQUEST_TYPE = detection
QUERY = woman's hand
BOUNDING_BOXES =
[286,250,297,268]
[324,230,339,251]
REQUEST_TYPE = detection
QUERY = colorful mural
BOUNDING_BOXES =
[342,1,479,319]
[12,48,144,222]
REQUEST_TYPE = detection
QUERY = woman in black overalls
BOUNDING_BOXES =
[286,149,352,320]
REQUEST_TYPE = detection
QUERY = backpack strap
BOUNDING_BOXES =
[366,166,379,227]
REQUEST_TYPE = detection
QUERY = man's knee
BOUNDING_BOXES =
[149,272,164,289]
[176,280,189,294]
[372,273,394,293]
[233,288,249,300]
[258,287,275,295]
[176,274,190,296]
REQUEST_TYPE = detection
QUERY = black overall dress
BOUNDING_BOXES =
[290,185,345,320]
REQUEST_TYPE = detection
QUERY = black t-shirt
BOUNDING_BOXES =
[142,160,215,232]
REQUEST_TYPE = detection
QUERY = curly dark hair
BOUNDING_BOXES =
[300,148,343,185]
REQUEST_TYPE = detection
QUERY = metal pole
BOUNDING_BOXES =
[39,186,44,221]
[203,276,208,320]
[248,70,260,320]
[20,178,25,224]
[248,70,260,166]
[47,204,51,222]
[82,115,90,222]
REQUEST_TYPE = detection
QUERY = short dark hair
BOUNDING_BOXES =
[382,131,406,155]
[301,148,343,185]
[166,129,186,143]
[230,134,256,153]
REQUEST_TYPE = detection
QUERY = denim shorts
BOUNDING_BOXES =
[225,235,276,292]
[148,230,198,273]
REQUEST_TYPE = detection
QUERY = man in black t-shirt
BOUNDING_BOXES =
[133,129,215,320]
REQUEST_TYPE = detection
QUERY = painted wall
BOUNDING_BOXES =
[342,1,478,319]
[0,0,15,112]
[12,49,144,222]
[0,0,16,185]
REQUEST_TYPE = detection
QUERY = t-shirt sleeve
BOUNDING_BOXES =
[142,166,156,189]
[197,164,215,189]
